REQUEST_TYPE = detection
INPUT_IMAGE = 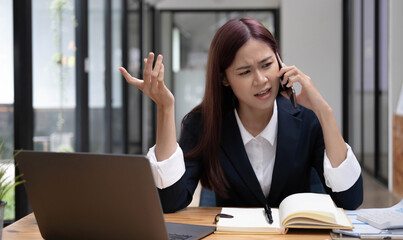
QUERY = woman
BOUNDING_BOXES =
[120,17,363,213]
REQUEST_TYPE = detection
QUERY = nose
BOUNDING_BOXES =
[253,70,268,86]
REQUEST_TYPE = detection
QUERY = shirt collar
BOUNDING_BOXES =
[234,100,278,146]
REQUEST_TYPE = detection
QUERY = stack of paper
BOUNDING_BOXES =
[332,200,403,239]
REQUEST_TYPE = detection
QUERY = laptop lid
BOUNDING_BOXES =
[15,151,214,240]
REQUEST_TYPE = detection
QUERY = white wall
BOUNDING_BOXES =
[280,0,343,130]
[389,0,403,190]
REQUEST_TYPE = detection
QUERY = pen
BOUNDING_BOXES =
[264,204,273,224]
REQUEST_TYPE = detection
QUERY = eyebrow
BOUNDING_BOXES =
[235,56,273,71]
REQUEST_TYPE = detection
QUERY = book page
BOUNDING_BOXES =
[334,208,353,228]
[279,208,351,228]
[217,208,284,233]
[279,193,337,226]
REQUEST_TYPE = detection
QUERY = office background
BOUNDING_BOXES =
[0,0,402,224]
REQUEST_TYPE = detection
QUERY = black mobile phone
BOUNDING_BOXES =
[275,52,297,108]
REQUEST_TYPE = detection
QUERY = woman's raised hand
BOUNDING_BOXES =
[120,53,177,161]
[119,52,174,109]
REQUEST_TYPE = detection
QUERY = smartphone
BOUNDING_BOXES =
[275,52,297,108]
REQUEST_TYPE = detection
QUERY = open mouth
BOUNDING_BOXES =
[254,88,271,97]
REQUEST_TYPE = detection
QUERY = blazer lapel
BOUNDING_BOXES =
[268,95,302,205]
[220,110,267,205]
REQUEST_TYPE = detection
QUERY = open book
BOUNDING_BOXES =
[216,193,353,234]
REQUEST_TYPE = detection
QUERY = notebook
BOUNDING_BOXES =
[15,150,215,240]
[216,193,353,234]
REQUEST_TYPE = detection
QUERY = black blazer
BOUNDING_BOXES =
[158,94,363,213]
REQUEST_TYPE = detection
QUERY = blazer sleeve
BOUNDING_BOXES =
[157,113,204,213]
[310,113,363,210]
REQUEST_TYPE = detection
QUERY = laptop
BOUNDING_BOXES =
[15,151,215,240]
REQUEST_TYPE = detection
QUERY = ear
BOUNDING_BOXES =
[222,77,230,87]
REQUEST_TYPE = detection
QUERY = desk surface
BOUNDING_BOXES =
[2,207,331,239]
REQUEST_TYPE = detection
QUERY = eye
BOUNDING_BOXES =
[239,70,250,76]
[262,62,273,68]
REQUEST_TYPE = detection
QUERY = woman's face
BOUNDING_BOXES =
[224,38,280,115]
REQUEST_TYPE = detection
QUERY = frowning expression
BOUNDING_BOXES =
[224,38,280,114]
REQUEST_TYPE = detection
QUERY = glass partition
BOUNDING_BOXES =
[88,0,106,153]
[33,0,76,153]
[0,0,16,221]
[127,0,142,153]
[348,0,389,183]
[112,0,123,153]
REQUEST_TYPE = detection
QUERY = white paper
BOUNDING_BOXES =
[333,200,403,237]
[217,208,282,233]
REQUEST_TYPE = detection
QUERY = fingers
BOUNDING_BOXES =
[278,65,303,87]
[282,67,299,86]
[151,55,163,89]
[119,67,143,88]
[121,52,165,94]
[138,52,166,94]
[280,66,313,90]
[143,52,155,85]
[157,64,165,89]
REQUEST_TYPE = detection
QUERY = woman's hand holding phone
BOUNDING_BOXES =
[276,55,347,167]
[276,56,329,116]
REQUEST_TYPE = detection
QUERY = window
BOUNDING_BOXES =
[127,0,142,153]
[0,0,16,221]
[112,0,124,153]
[33,0,76,153]
[89,0,106,153]
[348,0,389,183]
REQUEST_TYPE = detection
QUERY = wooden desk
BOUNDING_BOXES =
[2,207,332,239]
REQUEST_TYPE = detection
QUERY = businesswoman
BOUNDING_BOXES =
[120,17,363,213]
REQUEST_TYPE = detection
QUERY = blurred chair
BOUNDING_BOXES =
[199,188,216,207]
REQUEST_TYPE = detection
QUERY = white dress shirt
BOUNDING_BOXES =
[234,103,277,197]
[147,100,361,194]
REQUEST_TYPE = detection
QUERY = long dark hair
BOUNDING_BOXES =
[184,17,280,197]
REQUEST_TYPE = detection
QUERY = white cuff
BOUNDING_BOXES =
[323,143,361,192]
[146,143,186,189]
